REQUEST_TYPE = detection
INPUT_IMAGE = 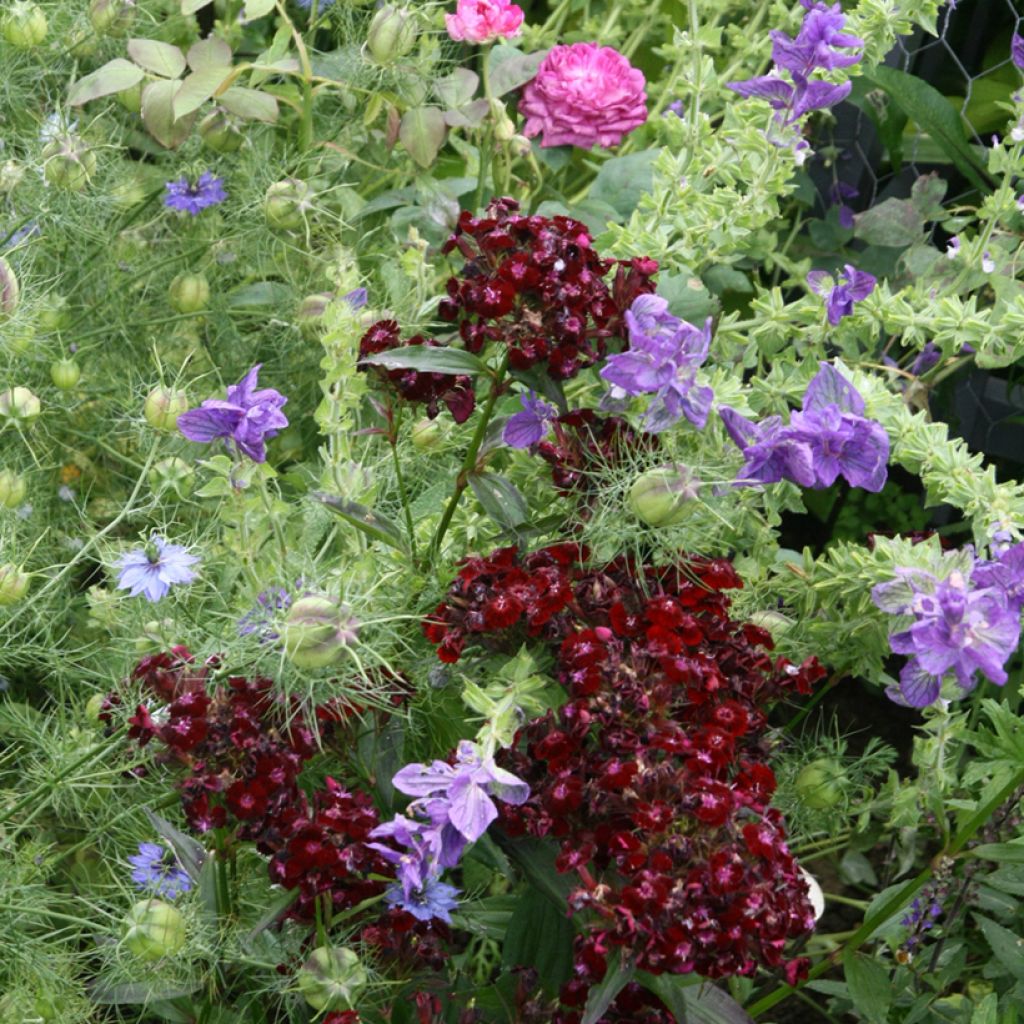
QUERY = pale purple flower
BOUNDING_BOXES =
[729,73,851,124]
[342,287,368,309]
[720,408,816,487]
[1012,32,1024,71]
[503,392,557,448]
[829,181,858,229]
[115,535,199,602]
[909,343,941,376]
[807,264,876,325]
[128,842,192,899]
[973,541,1024,613]
[237,586,292,641]
[164,171,227,215]
[982,251,995,273]
[177,364,288,463]
[946,235,960,259]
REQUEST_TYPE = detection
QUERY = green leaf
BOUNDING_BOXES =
[435,68,479,108]
[589,150,660,220]
[842,950,894,1023]
[312,492,409,554]
[144,808,208,881]
[863,66,991,193]
[703,265,753,296]
[971,992,999,1024]
[91,981,201,1004]
[181,0,212,12]
[359,345,487,376]
[469,472,528,531]
[187,36,233,72]
[854,197,923,247]
[487,45,548,96]
[399,107,447,169]
[218,85,278,122]
[495,836,573,910]
[975,913,1024,980]
[848,78,907,171]
[244,888,299,941]
[127,38,186,79]
[583,950,635,1024]
[501,887,574,992]
[174,66,232,120]
[69,59,144,106]
[972,840,1024,864]
[910,172,947,220]
[225,281,295,309]
[141,79,198,149]
[243,0,276,17]
[636,973,755,1024]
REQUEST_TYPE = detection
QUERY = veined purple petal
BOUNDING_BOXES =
[727,76,794,107]
[177,404,242,443]
[802,362,865,415]
[898,661,942,707]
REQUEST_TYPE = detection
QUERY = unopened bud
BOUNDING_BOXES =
[122,900,186,960]
[144,387,189,430]
[627,464,701,527]
[411,416,443,451]
[0,564,30,605]
[264,179,312,232]
[42,135,97,191]
[282,595,359,670]
[297,946,368,1012]
[148,457,194,499]
[748,609,794,637]
[0,386,41,422]
[0,469,27,508]
[490,99,516,141]
[38,294,71,332]
[366,5,417,64]
[50,358,81,390]
[168,273,210,314]
[88,0,136,36]
[296,292,336,337]
[794,758,846,810]
[2,2,48,47]
[0,257,19,317]
[199,108,244,154]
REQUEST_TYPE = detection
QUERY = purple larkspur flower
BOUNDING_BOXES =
[600,295,714,433]
[177,364,288,463]
[115,535,199,602]
[909,342,941,377]
[503,391,558,448]
[973,541,1024,613]
[807,264,876,325]
[1013,32,1024,71]
[128,842,192,899]
[720,407,816,487]
[342,287,368,309]
[164,171,227,215]
[729,73,851,124]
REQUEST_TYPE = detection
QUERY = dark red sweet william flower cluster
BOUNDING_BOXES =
[424,545,825,1018]
[358,319,476,424]
[438,197,658,379]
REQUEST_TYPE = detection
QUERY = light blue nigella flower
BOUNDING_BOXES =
[128,842,192,899]
[164,171,227,215]
[115,534,199,602]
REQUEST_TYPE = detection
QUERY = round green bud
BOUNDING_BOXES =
[0,469,27,508]
[148,456,194,499]
[116,80,143,114]
[38,294,71,333]
[0,564,30,606]
[50,358,81,391]
[627,464,701,528]
[122,900,186,960]
[366,5,417,64]
[199,108,244,153]
[168,273,210,315]
[144,387,189,431]
[297,946,368,1012]
[0,386,41,422]
[794,758,846,810]
[88,0,137,36]
[3,2,48,47]
[966,981,994,1002]
[84,692,107,723]
[68,20,99,58]
[4,325,34,357]
[0,257,20,317]
[411,417,443,451]
[282,595,359,670]
[42,136,96,191]
[264,179,312,232]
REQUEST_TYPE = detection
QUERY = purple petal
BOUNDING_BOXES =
[177,404,242,443]
[446,778,498,842]
[803,362,865,415]
[898,661,942,707]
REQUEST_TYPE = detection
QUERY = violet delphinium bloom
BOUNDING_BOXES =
[807,264,876,325]
[1013,32,1024,71]
[600,294,714,433]
[164,171,227,215]
[719,407,816,487]
[503,391,557,448]
[177,364,288,463]
[909,342,941,377]
[116,535,199,602]
[342,287,368,309]
[973,541,1024,613]
[128,842,192,899]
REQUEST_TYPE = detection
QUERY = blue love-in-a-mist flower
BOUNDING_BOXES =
[115,535,200,602]
[128,842,193,899]
[164,171,227,215]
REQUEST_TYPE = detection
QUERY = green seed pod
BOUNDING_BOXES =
[50,358,81,390]
[68,20,99,58]
[282,595,359,670]
[411,416,443,451]
[0,564,30,606]
[264,178,312,232]
[84,692,107,723]
[144,387,189,431]
[122,900,186,960]
[627,464,701,527]
[42,135,97,191]
[168,273,210,314]
[0,469,27,508]
[88,0,137,36]
[0,257,19,317]
[0,386,41,422]
[2,2,48,47]
[794,758,846,810]
[148,456,194,499]
[38,294,71,333]
[366,5,417,64]
[297,946,368,1012]
[199,108,245,153]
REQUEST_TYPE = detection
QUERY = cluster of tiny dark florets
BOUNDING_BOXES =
[425,545,825,1018]
[438,197,658,379]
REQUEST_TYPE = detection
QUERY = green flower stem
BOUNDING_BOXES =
[276,0,315,153]
[748,763,1024,1017]
[390,403,418,561]
[823,892,870,910]
[427,353,509,564]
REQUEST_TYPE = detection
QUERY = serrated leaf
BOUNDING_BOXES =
[244,0,276,17]
[174,66,233,120]
[128,38,187,78]
[842,950,893,1023]
[141,79,198,149]
[218,85,278,122]
[312,492,409,553]
[187,36,233,72]
[144,808,208,881]
[487,45,548,96]
[91,981,202,1005]
[469,472,528,531]
[502,887,574,992]
[582,950,634,1024]
[435,68,479,108]
[359,345,486,376]
[69,59,144,106]
[399,106,447,169]
[636,973,755,1024]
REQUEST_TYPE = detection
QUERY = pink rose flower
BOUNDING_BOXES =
[445,0,524,44]
[519,42,647,149]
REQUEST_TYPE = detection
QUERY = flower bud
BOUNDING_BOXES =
[84,692,107,723]
[50,358,81,391]
[148,457,194,499]
[509,134,533,158]
[0,257,20,317]
[199,108,245,153]
[88,0,136,36]
[794,758,846,810]
[748,609,794,637]
[168,273,210,314]
[2,2,48,47]
[0,469,27,508]
[42,135,97,191]
[0,564,30,606]
[627,464,701,527]
[296,292,335,337]
[264,179,312,232]
[282,595,359,670]
[411,416,443,451]
[122,900,186,960]
[366,5,417,64]
[144,387,189,431]
[38,294,71,332]
[297,946,368,1012]
[0,386,41,422]
[489,99,516,141]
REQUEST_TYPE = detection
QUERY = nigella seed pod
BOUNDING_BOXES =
[144,387,189,431]
[122,900,186,960]
[0,386,41,422]
[2,2,48,47]
[295,292,335,337]
[38,294,71,333]
[0,564,30,606]
[0,469,27,508]
[148,457,194,500]
[168,273,210,314]
[41,135,97,191]
[411,416,443,451]
[88,0,136,37]
[297,947,368,1012]
[794,758,846,810]
[627,464,701,527]
[263,179,312,232]
[0,257,19,317]
[365,5,417,64]
[199,108,244,154]
[84,692,107,723]
[50,358,81,390]
[282,595,359,670]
